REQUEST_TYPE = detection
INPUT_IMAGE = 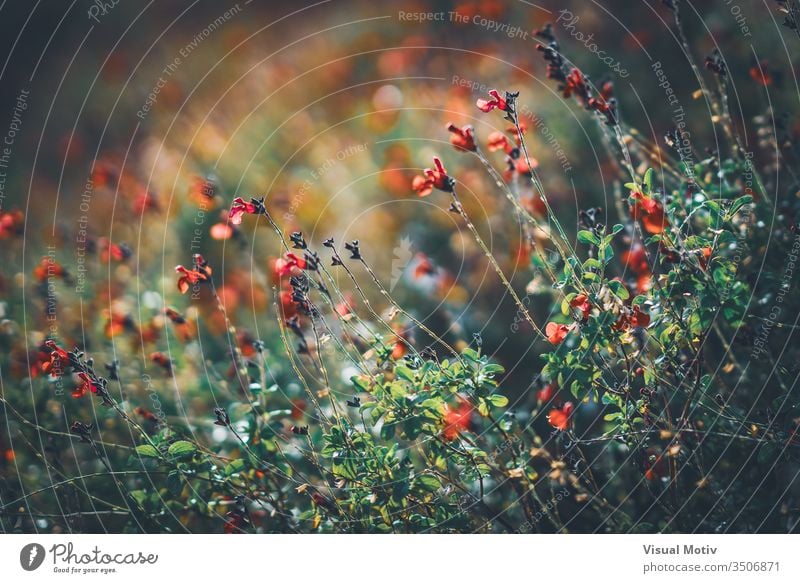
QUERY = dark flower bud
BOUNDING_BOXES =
[213,407,230,426]
[345,240,361,260]
[70,421,94,443]
[290,231,307,250]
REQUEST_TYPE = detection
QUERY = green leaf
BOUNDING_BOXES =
[643,168,654,194]
[608,280,630,300]
[727,195,753,218]
[577,230,600,246]
[167,440,197,459]
[600,244,614,264]
[483,363,505,375]
[225,459,247,476]
[461,347,481,361]
[135,444,160,458]
[415,474,441,493]
[394,365,415,382]
[488,394,509,407]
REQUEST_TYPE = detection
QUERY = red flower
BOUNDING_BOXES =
[487,131,511,153]
[446,123,476,152]
[443,399,473,441]
[476,89,508,113]
[150,352,173,374]
[630,192,668,234]
[411,157,452,197]
[223,510,247,534]
[698,247,712,270]
[622,244,649,275]
[175,265,207,294]
[570,294,592,322]
[133,190,159,214]
[229,197,260,225]
[33,256,67,282]
[546,322,572,345]
[211,210,237,240]
[73,372,100,399]
[290,398,307,420]
[629,306,651,328]
[511,155,536,176]
[104,310,135,338]
[644,448,667,481]
[413,253,435,279]
[614,305,651,331]
[537,383,556,403]
[562,69,588,102]
[0,209,23,239]
[274,253,308,278]
[547,401,574,431]
[43,340,69,377]
[98,238,130,262]
[749,61,772,86]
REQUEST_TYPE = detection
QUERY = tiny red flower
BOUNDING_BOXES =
[698,247,712,270]
[562,69,588,101]
[570,294,592,322]
[391,340,407,360]
[274,253,308,278]
[487,131,511,153]
[42,340,69,377]
[0,209,23,239]
[629,306,651,328]
[229,197,260,225]
[411,157,452,197]
[537,383,556,403]
[749,61,772,86]
[73,372,99,399]
[547,401,574,431]
[546,321,572,345]
[98,238,130,262]
[33,256,67,282]
[290,398,307,420]
[133,190,159,214]
[446,123,476,152]
[476,89,508,113]
[622,244,649,275]
[150,351,173,374]
[413,253,435,279]
[630,192,668,234]
[175,265,207,294]
[443,399,473,441]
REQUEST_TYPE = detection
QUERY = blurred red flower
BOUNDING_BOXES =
[443,399,473,440]
[547,401,574,431]
[175,265,207,294]
[631,192,668,234]
[476,89,508,112]
[412,157,452,197]
[446,123,476,152]
[546,322,572,345]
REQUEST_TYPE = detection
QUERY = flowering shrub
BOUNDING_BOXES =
[1,1,799,534]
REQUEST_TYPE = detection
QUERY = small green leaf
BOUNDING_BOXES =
[488,394,509,407]
[135,444,160,458]
[394,365,415,382]
[167,441,197,459]
[578,230,600,246]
